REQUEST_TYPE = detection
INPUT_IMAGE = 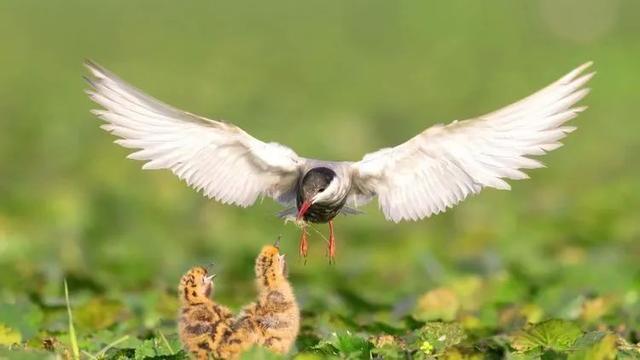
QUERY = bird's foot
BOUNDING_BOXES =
[327,220,336,264]
[327,239,336,264]
[298,227,308,261]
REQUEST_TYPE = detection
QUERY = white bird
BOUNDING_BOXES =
[85,61,593,262]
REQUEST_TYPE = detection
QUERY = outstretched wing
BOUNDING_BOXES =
[85,61,304,207]
[351,62,594,222]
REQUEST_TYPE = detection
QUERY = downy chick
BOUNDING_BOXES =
[236,242,300,354]
[178,266,234,359]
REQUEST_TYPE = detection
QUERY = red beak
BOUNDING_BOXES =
[297,200,312,220]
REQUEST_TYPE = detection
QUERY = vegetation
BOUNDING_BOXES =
[0,1,639,358]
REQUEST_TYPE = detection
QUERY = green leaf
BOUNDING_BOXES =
[569,332,617,360]
[334,331,373,356]
[414,288,460,322]
[239,346,284,359]
[74,297,126,331]
[371,344,405,359]
[370,334,405,359]
[511,319,582,353]
[0,324,21,345]
[309,331,372,358]
[133,337,181,359]
[309,339,339,356]
[81,329,144,354]
[414,322,466,355]
[135,338,159,359]
[0,301,43,340]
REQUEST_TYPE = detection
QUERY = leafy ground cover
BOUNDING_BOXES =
[1,245,639,359]
[2,193,640,359]
[1,0,640,359]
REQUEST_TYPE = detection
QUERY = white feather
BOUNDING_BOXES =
[351,63,593,222]
[85,61,304,208]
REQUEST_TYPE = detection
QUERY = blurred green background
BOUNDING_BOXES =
[0,0,639,358]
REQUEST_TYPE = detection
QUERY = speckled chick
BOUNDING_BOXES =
[177,266,234,360]
[236,244,300,354]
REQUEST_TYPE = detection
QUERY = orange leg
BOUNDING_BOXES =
[328,220,336,264]
[299,226,308,258]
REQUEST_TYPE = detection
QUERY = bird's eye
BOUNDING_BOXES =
[318,187,326,192]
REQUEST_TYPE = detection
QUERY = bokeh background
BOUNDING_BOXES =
[0,0,639,358]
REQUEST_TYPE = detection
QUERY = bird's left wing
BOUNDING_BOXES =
[350,62,594,222]
[85,61,304,207]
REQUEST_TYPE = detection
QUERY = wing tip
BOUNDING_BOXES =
[576,61,594,75]
[83,59,115,82]
[84,58,101,71]
[84,59,101,76]
[562,61,595,84]
[573,105,588,113]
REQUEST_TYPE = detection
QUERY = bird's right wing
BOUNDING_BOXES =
[350,63,594,222]
[85,61,304,207]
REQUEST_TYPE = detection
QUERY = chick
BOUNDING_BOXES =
[178,266,235,360]
[178,243,301,359]
[236,242,300,354]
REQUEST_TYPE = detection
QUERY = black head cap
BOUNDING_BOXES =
[298,167,336,202]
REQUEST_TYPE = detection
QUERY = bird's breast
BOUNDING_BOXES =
[302,201,344,223]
